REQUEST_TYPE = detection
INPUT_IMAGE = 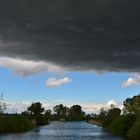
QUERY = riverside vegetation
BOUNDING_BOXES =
[0,102,47,133]
[92,94,140,140]
[0,102,91,133]
[1,94,140,140]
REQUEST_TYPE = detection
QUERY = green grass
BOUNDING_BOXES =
[0,116,35,133]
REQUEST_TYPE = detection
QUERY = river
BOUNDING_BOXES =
[0,121,127,140]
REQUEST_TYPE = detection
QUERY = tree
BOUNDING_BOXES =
[0,92,6,114]
[91,113,98,118]
[110,104,115,109]
[68,105,85,121]
[27,102,45,124]
[123,95,140,114]
[103,108,121,127]
[53,104,69,119]
[21,110,29,116]
[45,109,52,120]
[0,102,6,114]
[97,107,108,122]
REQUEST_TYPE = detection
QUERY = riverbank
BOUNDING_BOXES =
[0,114,48,134]
[0,121,126,140]
[88,119,101,126]
[0,116,34,133]
[88,95,140,140]
[105,114,140,140]
[89,114,140,140]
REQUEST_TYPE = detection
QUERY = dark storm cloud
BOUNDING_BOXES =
[0,0,140,72]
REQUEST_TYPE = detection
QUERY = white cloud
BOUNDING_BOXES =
[5,100,32,114]
[0,56,64,76]
[45,77,72,88]
[122,73,140,88]
[106,99,117,107]
[3,99,123,114]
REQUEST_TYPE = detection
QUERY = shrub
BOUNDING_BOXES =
[0,116,34,133]
[107,115,135,136]
[36,116,48,126]
[127,119,140,140]
[103,108,121,127]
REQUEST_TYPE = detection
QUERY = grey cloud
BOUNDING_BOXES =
[0,0,140,73]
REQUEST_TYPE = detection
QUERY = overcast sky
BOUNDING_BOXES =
[0,0,140,113]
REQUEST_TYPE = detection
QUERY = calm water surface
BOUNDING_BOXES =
[0,121,127,140]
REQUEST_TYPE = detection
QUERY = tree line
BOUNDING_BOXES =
[21,103,90,125]
[1,93,140,139]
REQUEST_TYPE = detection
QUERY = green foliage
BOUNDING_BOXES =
[127,114,140,140]
[127,118,140,140]
[107,115,135,136]
[53,104,85,121]
[103,108,121,127]
[68,105,85,121]
[96,107,121,127]
[123,95,140,114]
[97,107,108,125]
[45,109,52,120]
[96,94,140,139]
[28,102,44,117]
[27,102,46,125]
[53,104,68,119]
[36,116,48,126]
[0,116,34,133]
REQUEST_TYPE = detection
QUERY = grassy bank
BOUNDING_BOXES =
[103,114,140,140]
[89,94,140,140]
[0,116,35,133]
[89,114,139,140]
[106,114,135,136]
[0,114,49,134]
[126,118,140,140]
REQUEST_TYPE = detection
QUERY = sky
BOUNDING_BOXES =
[0,0,140,113]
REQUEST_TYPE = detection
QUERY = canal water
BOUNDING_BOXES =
[0,121,126,140]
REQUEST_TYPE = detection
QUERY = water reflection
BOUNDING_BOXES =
[0,121,126,140]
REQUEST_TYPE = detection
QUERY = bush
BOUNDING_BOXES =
[127,119,140,140]
[102,108,121,127]
[36,116,48,126]
[107,115,135,136]
[0,116,34,133]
